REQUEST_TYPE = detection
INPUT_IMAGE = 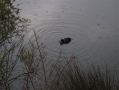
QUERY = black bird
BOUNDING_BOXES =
[59,37,72,45]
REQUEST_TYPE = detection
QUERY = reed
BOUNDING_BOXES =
[48,59,119,90]
[0,31,119,90]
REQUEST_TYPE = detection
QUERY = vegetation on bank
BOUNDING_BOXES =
[48,60,119,90]
[0,31,119,90]
[0,0,29,45]
[0,0,119,90]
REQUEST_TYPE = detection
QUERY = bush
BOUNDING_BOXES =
[0,0,29,45]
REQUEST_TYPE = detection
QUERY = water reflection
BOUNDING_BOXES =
[20,0,119,69]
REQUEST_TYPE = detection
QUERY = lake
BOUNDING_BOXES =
[20,0,119,71]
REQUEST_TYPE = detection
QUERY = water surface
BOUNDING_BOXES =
[20,0,119,70]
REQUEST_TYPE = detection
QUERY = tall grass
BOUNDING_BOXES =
[48,59,119,90]
[0,30,119,90]
[0,37,24,90]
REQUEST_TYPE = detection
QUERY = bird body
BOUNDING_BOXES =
[59,37,72,45]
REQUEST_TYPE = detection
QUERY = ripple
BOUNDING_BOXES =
[29,18,96,58]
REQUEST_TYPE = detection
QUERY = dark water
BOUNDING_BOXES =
[20,0,119,70]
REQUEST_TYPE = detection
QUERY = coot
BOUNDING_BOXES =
[59,37,72,45]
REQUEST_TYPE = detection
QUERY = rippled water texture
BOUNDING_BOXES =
[20,0,119,68]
